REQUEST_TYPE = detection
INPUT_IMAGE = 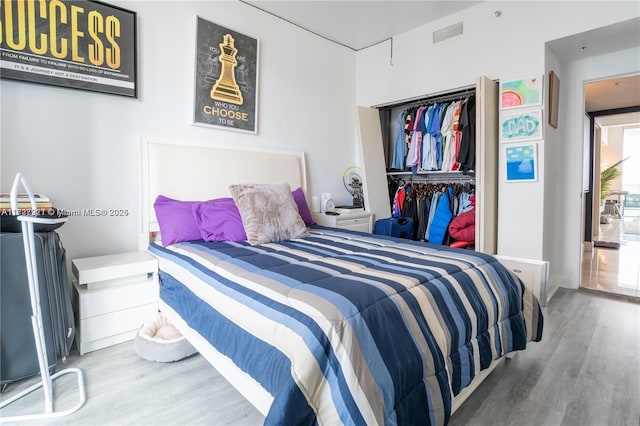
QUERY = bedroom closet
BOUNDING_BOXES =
[356,76,499,254]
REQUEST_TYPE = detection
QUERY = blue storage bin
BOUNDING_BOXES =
[373,217,414,239]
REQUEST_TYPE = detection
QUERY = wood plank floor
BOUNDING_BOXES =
[581,215,640,298]
[450,288,640,426]
[2,288,638,425]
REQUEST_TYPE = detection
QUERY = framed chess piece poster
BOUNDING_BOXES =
[193,16,259,133]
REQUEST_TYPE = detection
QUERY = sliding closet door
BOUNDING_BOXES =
[475,76,499,254]
[355,106,392,222]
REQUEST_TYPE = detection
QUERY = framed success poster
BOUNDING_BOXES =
[193,16,259,133]
[0,0,137,97]
[505,143,538,182]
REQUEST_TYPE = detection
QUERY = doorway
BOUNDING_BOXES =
[581,101,640,298]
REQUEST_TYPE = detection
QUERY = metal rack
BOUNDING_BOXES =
[387,170,475,184]
[0,173,86,423]
[374,84,476,110]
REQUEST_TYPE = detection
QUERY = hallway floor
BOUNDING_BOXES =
[581,211,640,299]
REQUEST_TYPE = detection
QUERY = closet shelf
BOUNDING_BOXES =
[387,170,470,176]
[387,170,475,181]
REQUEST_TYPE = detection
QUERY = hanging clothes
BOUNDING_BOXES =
[440,101,460,172]
[402,190,420,240]
[427,186,454,245]
[392,111,407,170]
[450,99,465,172]
[392,184,407,218]
[406,106,426,169]
[458,96,476,173]
[424,191,439,240]
[387,176,400,213]
[383,89,480,246]
[416,196,428,242]
[425,104,443,171]
[387,93,475,175]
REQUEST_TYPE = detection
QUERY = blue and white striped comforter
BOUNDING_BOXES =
[150,227,543,425]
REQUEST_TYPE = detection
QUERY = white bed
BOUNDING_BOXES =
[139,135,307,250]
[139,135,307,415]
[138,135,541,423]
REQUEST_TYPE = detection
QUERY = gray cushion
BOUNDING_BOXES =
[230,183,309,245]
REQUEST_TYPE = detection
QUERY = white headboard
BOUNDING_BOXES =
[139,135,307,250]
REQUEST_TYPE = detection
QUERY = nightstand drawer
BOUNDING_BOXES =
[339,218,371,233]
[339,217,369,227]
[74,278,158,319]
[79,303,157,342]
[76,302,158,354]
[312,212,372,233]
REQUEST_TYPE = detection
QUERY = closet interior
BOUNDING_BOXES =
[372,76,499,254]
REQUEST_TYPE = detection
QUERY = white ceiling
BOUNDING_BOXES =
[241,0,482,50]
[546,17,640,63]
[586,74,640,114]
[547,17,640,117]
[242,1,639,119]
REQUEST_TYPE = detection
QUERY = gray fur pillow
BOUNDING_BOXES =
[229,183,309,245]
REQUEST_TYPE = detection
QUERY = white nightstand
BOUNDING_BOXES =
[72,251,159,355]
[312,211,373,233]
[494,255,549,306]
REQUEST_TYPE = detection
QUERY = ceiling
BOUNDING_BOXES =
[242,1,639,57]
[242,1,639,120]
[548,17,640,119]
[546,17,640,63]
[241,1,482,50]
[586,74,640,114]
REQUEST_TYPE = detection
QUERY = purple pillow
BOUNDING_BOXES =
[292,187,315,226]
[192,199,247,242]
[154,195,202,247]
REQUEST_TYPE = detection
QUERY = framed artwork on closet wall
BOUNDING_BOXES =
[505,142,538,182]
[500,107,544,143]
[192,16,259,134]
[500,76,543,109]
[549,70,560,129]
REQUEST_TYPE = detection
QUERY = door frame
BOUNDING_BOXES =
[585,105,640,241]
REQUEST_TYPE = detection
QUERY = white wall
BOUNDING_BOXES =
[355,0,639,289]
[560,47,640,288]
[542,46,563,295]
[355,2,638,108]
[0,1,356,259]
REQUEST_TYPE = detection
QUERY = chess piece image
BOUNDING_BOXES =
[210,34,244,105]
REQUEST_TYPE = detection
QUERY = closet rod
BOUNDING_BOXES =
[398,89,475,111]
[374,84,476,110]
[388,172,475,184]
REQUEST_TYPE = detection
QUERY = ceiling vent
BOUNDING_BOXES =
[433,22,463,44]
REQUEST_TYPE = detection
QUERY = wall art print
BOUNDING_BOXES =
[549,70,560,129]
[193,16,258,133]
[500,76,543,109]
[500,108,543,143]
[505,143,537,182]
[0,0,137,97]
